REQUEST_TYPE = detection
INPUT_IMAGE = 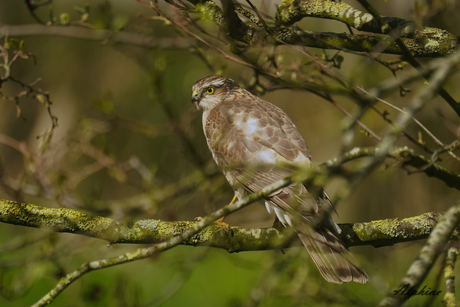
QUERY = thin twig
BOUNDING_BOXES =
[408,140,460,174]
[357,0,460,117]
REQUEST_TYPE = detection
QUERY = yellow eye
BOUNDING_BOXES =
[206,87,215,94]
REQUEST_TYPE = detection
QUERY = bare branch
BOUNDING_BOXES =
[325,147,460,191]
[357,49,460,185]
[356,0,460,118]
[0,24,190,49]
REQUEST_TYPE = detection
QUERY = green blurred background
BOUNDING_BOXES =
[1,0,460,306]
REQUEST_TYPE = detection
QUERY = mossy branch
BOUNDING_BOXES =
[1,145,458,252]
[276,0,408,33]
[30,171,294,307]
[2,1,458,57]
[275,29,458,57]
[192,0,459,57]
[0,198,448,252]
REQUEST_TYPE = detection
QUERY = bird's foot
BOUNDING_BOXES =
[214,216,232,232]
[194,216,232,233]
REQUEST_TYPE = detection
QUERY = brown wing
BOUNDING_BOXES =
[205,95,309,160]
[205,94,368,284]
[205,94,314,208]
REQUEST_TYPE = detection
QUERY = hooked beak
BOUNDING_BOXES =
[191,90,199,104]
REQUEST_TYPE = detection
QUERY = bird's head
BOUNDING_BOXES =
[191,75,238,111]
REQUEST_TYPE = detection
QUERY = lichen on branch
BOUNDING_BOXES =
[0,198,447,252]
[189,0,459,56]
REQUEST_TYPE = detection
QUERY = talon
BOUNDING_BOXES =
[195,195,237,235]
[194,216,232,234]
[217,222,233,237]
[215,216,232,232]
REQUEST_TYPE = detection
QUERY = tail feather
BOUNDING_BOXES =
[268,189,368,284]
[297,226,368,284]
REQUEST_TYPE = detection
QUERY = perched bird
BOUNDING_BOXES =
[191,75,368,284]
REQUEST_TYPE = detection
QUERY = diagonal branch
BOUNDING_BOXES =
[442,235,459,306]
[378,201,460,307]
[356,0,460,119]
[30,169,293,307]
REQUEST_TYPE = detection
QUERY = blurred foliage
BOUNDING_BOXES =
[0,0,460,306]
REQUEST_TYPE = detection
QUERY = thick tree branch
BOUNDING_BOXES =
[275,0,457,43]
[277,0,402,32]
[273,29,457,57]
[3,0,458,57]
[192,0,459,56]
[3,143,459,305]
[0,197,447,251]
[30,171,294,307]
[277,1,459,57]
[1,144,459,251]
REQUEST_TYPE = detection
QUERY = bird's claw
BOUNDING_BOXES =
[194,216,233,236]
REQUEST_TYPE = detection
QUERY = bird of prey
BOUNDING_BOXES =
[191,75,368,284]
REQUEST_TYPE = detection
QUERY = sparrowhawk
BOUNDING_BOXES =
[191,75,368,284]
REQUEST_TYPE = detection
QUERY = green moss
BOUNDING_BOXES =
[277,0,372,30]
[390,147,415,161]
[195,2,223,24]
[442,293,455,305]
[402,213,434,236]
[276,0,297,24]
[372,220,397,238]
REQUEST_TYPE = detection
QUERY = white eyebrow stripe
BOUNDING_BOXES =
[203,80,225,88]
